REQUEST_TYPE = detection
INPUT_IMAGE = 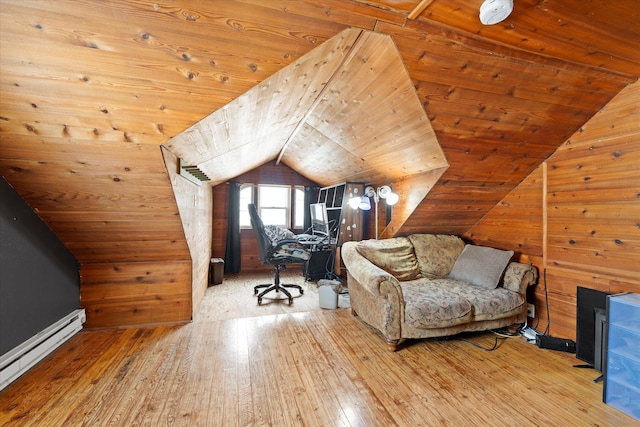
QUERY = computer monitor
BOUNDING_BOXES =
[310,203,330,238]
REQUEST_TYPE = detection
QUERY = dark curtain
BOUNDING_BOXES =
[303,186,319,233]
[224,181,241,273]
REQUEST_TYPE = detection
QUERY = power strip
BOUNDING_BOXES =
[536,335,576,353]
[521,327,538,341]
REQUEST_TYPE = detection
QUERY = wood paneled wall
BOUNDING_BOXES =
[381,17,632,237]
[79,148,212,329]
[80,260,192,328]
[466,79,640,339]
[1,0,638,330]
[162,147,212,318]
[211,161,317,273]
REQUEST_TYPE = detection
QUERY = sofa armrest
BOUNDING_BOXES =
[341,242,403,296]
[502,262,538,294]
[342,242,405,346]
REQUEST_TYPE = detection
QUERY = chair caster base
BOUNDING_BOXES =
[255,283,302,305]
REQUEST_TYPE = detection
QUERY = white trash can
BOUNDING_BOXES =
[318,279,340,309]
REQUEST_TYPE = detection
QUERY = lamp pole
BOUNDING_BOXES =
[364,186,381,239]
[374,194,379,240]
[349,185,398,240]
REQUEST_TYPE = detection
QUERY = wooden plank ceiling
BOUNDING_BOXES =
[1,0,639,265]
[163,28,449,235]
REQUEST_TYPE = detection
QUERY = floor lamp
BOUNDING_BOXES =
[349,185,399,239]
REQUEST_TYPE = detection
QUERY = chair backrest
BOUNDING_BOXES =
[248,203,272,264]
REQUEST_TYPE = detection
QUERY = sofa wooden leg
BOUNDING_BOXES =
[351,308,358,317]
[386,340,399,352]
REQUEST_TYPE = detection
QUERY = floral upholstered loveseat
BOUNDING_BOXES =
[341,234,538,351]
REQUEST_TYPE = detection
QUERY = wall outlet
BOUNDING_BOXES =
[527,303,535,318]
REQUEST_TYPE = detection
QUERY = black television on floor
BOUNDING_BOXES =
[575,286,610,371]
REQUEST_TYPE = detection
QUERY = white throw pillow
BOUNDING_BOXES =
[448,244,514,289]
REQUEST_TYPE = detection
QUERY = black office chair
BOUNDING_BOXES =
[248,203,310,305]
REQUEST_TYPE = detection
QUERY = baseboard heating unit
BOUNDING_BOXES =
[0,309,86,391]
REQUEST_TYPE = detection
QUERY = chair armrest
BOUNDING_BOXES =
[341,242,402,297]
[502,262,538,294]
[272,238,307,250]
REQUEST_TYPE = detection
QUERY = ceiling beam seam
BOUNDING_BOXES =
[408,0,434,20]
[275,29,367,165]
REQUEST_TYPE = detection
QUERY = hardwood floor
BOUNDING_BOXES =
[0,285,636,425]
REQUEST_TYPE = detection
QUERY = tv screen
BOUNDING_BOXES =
[575,286,610,369]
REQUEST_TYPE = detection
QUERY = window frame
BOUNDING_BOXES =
[257,184,291,228]
[239,184,254,230]
[239,183,306,231]
[292,185,305,230]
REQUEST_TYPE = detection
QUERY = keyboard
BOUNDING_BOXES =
[296,234,325,244]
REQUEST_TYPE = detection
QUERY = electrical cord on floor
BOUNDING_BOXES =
[529,316,541,331]
[518,267,549,341]
[491,328,521,338]
[456,335,504,352]
[448,327,520,352]
[516,318,543,343]
[542,267,551,336]
[319,245,342,282]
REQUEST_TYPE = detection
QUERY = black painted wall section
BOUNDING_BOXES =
[0,176,80,355]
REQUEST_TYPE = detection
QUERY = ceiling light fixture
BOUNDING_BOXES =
[479,0,513,25]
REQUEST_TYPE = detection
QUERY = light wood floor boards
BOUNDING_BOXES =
[196,270,349,322]
[0,309,636,425]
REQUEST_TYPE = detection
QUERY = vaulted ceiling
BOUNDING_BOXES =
[164,28,447,188]
[163,27,449,235]
[1,0,639,265]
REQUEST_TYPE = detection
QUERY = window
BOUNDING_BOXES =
[239,184,306,230]
[293,186,305,229]
[258,185,290,227]
[239,184,253,228]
